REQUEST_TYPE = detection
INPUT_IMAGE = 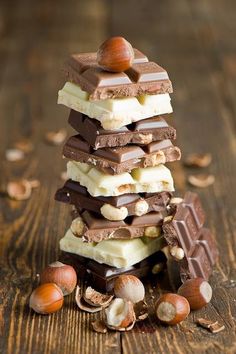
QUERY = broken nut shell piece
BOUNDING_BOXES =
[83,286,113,307]
[75,286,103,313]
[105,298,136,330]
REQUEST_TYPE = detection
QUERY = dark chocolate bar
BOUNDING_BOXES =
[63,48,173,100]
[60,250,167,293]
[68,111,176,149]
[72,209,168,242]
[55,179,172,217]
[63,135,181,175]
[163,192,218,281]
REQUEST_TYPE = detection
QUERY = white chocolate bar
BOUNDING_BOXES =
[60,228,165,268]
[67,161,174,197]
[58,82,173,130]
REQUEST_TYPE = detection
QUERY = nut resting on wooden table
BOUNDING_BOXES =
[29,37,219,334]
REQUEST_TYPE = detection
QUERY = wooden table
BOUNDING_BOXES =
[1,0,236,353]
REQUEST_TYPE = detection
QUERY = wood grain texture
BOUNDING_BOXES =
[0,0,235,353]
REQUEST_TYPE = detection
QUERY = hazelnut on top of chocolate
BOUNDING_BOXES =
[97,36,134,73]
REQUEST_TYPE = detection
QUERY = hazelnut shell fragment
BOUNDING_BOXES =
[178,278,212,310]
[188,174,215,188]
[105,298,136,331]
[91,320,108,334]
[97,37,134,73]
[83,286,113,307]
[184,153,212,168]
[75,286,103,313]
[155,293,190,325]
[45,129,67,145]
[7,180,32,200]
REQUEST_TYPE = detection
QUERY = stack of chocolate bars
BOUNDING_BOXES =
[55,39,218,292]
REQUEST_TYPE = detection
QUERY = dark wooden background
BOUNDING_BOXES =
[0,0,236,353]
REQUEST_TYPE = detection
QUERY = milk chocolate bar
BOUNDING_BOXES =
[63,49,173,100]
[163,192,218,281]
[72,209,167,242]
[60,228,166,268]
[58,82,173,130]
[63,135,181,175]
[68,111,176,149]
[60,250,167,293]
[55,179,172,218]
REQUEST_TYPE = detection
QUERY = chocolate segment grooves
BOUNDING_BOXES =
[163,192,218,281]
[63,135,181,175]
[63,49,173,100]
[55,180,172,217]
[68,111,177,149]
[73,209,168,243]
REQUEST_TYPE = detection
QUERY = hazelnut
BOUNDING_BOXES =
[134,200,149,216]
[144,226,161,238]
[100,204,128,221]
[40,261,77,295]
[97,36,134,73]
[70,216,85,236]
[114,275,145,303]
[155,293,190,325]
[105,298,136,330]
[169,197,183,205]
[29,283,64,314]
[178,278,212,310]
[170,246,185,260]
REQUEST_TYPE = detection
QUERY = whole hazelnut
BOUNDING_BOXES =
[177,278,212,310]
[97,36,134,73]
[105,298,135,330]
[155,293,190,325]
[114,275,145,303]
[29,283,64,314]
[40,261,77,295]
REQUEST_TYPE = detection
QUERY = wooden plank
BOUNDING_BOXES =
[0,0,121,353]
[110,0,236,353]
[1,0,236,353]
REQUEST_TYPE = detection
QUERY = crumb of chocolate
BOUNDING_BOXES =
[188,174,215,188]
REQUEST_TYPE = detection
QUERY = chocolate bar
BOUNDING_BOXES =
[163,192,218,281]
[60,228,166,268]
[67,161,174,197]
[63,49,173,100]
[58,83,173,130]
[63,135,181,175]
[72,209,167,242]
[60,250,167,293]
[68,111,176,149]
[55,180,172,218]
